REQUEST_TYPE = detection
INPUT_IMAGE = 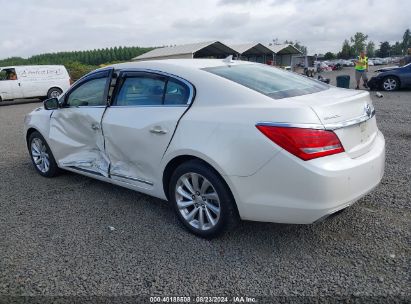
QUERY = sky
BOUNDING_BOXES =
[0,0,410,59]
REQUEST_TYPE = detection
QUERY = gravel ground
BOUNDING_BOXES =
[0,69,410,302]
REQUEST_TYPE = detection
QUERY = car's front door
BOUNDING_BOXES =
[0,68,24,100]
[48,69,113,177]
[102,71,194,188]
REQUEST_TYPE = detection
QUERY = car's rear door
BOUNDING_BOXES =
[48,69,113,176]
[102,70,194,188]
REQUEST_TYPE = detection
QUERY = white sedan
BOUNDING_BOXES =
[24,59,385,237]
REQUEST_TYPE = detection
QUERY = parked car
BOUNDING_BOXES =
[368,63,411,91]
[0,65,70,102]
[24,59,385,237]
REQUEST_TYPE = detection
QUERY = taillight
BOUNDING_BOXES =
[256,125,345,161]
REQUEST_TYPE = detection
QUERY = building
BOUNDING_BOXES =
[132,41,237,61]
[229,43,274,64]
[132,41,303,67]
[266,44,303,67]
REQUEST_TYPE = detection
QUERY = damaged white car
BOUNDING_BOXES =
[24,59,385,237]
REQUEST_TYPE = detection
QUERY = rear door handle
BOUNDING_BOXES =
[150,127,168,134]
[91,123,100,130]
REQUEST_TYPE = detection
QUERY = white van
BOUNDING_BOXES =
[0,65,71,102]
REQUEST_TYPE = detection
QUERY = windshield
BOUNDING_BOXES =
[204,64,329,99]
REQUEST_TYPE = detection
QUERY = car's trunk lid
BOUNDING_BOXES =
[291,87,378,158]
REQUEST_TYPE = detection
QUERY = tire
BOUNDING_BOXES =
[28,131,59,177]
[381,76,400,91]
[169,160,239,238]
[47,87,63,99]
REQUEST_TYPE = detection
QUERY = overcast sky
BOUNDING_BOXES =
[1,0,410,59]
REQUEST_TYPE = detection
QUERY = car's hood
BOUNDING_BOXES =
[376,66,399,72]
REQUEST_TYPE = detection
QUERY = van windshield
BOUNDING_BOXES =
[204,64,329,99]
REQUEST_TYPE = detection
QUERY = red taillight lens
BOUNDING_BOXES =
[256,125,345,161]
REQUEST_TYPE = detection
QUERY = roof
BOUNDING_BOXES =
[112,58,255,71]
[266,44,302,55]
[229,43,274,55]
[132,41,237,61]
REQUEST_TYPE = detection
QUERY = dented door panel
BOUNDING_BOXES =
[103,107,187,187]
[49,107,109,176]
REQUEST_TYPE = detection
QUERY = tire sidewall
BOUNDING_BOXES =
[382,76,399,91]
[28,131,59,177]
[169,160,237,238]
[47,88,63,99]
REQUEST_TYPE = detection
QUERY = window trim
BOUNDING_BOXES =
[110,69,195,108]
[62,68,113,108]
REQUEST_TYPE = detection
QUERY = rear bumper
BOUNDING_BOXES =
[228,131,385,224]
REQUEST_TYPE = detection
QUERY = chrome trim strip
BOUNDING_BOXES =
[256,109,376,131]
[256,122,325,130]
[67,166,104,176]
[323,109,375,130]
[110,173,154,186]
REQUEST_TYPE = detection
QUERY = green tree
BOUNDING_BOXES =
[323,52,336,60]
[402,28,410,54]
[378,41,391,58]
[391,41,403,56]
[350,32,368,55]
[366,41,375,57]
[339,39,353,59]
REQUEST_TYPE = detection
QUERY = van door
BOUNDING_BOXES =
[102,71,193,188]
[0,68,24,100]
[48,69,113,176]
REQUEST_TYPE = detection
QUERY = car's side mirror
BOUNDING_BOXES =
[43,98,60,110]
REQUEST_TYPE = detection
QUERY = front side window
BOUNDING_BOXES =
[0,68,17,81]
[66,77,107,107]
[204,64,329,99]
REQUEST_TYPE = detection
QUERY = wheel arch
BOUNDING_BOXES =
[162,154,240,216]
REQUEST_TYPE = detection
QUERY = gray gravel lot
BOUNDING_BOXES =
[0,68,410,302]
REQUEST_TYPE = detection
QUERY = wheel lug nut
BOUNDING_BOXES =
[202,197,206,201]
[196,191,200,195]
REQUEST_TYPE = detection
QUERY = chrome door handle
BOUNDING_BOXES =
[91,123,100,130]
[150,127,168,134]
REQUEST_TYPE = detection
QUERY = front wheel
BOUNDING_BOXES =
[28,131,59,177]
[382,76,400,91]
[169,160,238,238]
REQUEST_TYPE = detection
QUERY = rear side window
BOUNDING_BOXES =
[204,64,328,99]
[114,75,190,106]
[164,79,190,105]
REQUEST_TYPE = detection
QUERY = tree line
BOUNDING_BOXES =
[323,29,410,60]
[0,46,153,80]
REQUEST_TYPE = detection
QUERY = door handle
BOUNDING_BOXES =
[150,127,168,134]
[91,123,100,130]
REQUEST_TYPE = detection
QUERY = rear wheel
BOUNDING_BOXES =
[169,160,238,238]
[382,76,400,91]
[47,87,63,99]
[28,131,59,177]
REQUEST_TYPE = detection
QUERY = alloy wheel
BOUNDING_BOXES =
[31,138,50,173]
[383,78,397,91]
[175,172,221,231]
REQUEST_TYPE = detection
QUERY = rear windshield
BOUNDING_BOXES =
[204,64,329,99]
